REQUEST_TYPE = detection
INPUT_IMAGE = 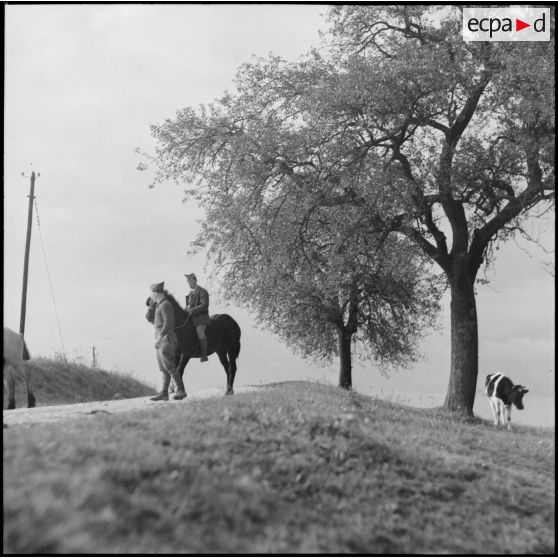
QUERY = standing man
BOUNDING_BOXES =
[184,273,210,362]
[148,281,187,401]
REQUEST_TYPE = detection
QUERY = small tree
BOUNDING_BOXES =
[196,187,440,388]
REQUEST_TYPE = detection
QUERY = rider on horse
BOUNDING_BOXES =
[184,273,210,362]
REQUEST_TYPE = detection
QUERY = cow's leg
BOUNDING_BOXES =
[488,397,498,426]
[505,405,512,430]
[500,404,506,428]
[216,350,232,395]
[494,397,502,426]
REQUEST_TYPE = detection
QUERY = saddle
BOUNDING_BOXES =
[176,316,217,358]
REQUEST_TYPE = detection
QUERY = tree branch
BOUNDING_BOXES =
[469,150,553,275]
[438,78,491,255]
[408,116,449,134]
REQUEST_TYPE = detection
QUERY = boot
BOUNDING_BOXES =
[170,370,187,400]
[150,373,170,401]
[200,338,208,362]
[150,392,169,401]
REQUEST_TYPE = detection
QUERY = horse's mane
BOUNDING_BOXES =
[164,293,182,311]
[164,293,187,324]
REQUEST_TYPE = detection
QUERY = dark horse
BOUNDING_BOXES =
[146,294,241,395]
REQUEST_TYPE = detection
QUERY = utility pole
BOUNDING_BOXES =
[92,346,97,368]
[20,170,39,337]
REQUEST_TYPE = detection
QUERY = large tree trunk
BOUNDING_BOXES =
[444,254,478,416]
[338,330,353,390]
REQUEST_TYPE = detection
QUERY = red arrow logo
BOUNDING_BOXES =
[516,18,531,31]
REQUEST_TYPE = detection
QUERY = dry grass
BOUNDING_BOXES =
[4,357,155,408]
[3,381,555,554]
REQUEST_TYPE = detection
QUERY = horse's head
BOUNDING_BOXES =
[145,296,156,324]
[145,293,187,328]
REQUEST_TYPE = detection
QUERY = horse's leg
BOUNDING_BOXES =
[227,349,237,395]
[175,354,190,392]
[216,351,233,395]
[177,354,190,379]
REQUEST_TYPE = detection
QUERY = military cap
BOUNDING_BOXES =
[184,273,197,281]
[150,281,165,292]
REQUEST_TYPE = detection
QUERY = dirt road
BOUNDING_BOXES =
[3,386,262,427]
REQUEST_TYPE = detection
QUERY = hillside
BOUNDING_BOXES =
[3,381,555,554]
[5,357,156,408]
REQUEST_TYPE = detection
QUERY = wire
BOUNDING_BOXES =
[34,198,68,362]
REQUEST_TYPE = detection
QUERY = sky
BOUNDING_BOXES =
[4,4,555,426]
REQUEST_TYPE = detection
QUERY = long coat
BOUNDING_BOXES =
[153,299,177,373]
[185,286,211,326]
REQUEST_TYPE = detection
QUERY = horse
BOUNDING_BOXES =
[145,294,241,395]
[3,327,36,409]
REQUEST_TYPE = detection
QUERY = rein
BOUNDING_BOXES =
[173,312,190,331]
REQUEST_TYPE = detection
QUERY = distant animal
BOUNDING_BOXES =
[3,327,36,410]
[145,294,241,395]
[485,373,528,430]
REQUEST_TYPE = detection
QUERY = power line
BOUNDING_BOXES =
[34,198,67,362]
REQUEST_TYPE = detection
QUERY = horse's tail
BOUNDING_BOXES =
[220,314,241,360]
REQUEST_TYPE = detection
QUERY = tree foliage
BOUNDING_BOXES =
[324,5,554,268]
[140,42,442,382]
[141,6,554,407]
[315,5,554,412]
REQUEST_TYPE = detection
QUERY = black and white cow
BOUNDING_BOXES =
[485,373,528,430]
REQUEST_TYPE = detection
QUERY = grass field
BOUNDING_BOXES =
[3,381,555,554]
[4,357,155,408]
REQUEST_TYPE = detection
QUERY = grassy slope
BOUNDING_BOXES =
[3,381,555,554]
[6,358,156,407]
